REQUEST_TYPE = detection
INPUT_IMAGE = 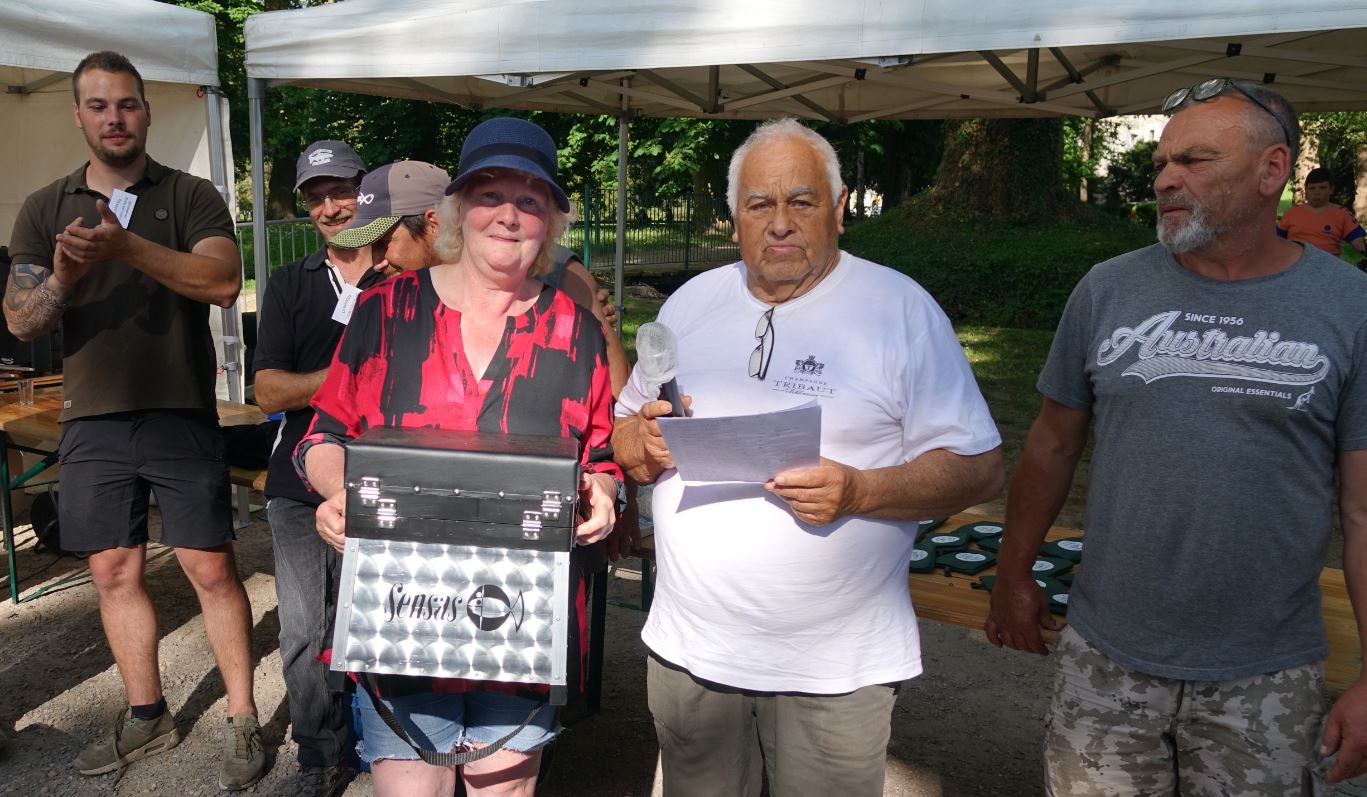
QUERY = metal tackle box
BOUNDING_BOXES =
[331,427,580,704]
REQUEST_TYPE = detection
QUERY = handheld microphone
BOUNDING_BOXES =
[635,322,687,417]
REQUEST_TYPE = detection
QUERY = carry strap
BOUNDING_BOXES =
[359,675,540,768]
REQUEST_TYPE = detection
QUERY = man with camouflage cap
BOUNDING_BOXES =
[986,79,1367,793]
[330,159,449,272]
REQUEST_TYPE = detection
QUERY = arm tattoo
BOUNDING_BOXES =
[4,263,65,339]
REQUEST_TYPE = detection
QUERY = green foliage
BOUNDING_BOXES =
[1107,140,1159,204]
[841,203,1156,329]
[164,0,257,172]
[1130,201,1157,228]
[1062,117,1118,195]
[1301,112,1367,207]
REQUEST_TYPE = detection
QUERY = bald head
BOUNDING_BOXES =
[1169,80,1298,161]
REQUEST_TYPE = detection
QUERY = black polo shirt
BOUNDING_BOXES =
[8,157,235,421]
[253,249,386,504]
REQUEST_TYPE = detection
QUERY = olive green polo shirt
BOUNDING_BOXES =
[8,157,236,421]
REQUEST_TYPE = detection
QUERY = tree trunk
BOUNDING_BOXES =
[1293,130,1320,205]
[266,160,297,220]
[924,118,1077,219]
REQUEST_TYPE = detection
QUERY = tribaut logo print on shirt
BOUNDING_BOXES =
[1096,310,1329,403]
[770,354,835,396]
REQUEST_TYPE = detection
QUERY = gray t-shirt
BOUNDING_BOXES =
[1040,243,1367,680]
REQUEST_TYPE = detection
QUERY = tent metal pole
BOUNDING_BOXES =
[204,85,243,405]
[248,78,269,316]
[614,79,629,315]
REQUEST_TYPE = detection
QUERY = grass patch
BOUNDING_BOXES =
[843,206,1157,329]
[618,294,665,363]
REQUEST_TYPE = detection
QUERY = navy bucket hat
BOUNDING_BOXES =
[445,117,570,213]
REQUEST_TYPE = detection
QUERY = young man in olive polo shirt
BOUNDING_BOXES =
[3,51,264,790]
[251,139,382,797]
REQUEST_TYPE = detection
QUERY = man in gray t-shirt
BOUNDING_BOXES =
[985,80,1367,793]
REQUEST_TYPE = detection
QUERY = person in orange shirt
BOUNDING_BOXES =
[1277,167,1366,260]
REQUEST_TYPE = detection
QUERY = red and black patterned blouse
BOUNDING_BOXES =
[295,266,621,699]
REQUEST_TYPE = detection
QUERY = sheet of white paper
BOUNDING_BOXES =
[658,401,821,483]
[108,189,136,228]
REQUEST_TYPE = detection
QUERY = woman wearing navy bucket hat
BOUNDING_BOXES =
[296,116,622,796]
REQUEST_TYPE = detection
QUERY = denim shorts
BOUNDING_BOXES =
[355,689,559,764]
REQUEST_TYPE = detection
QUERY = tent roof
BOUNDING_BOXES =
[0,0,220,92]
[245,0,1367,120]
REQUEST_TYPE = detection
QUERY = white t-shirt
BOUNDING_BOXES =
[617,252,1001,693]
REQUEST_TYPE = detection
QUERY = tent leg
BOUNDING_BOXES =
[614,79,629,315]
[248,78,270,316]
[205,86,243,404]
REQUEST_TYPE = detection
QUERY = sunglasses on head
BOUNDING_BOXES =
[1161,77,1293,149]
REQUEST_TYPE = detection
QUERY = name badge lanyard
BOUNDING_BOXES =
[327,260,363,325]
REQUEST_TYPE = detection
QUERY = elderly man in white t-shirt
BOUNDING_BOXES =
[613,119,1005,797]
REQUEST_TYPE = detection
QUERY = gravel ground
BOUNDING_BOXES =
[0,495,1062,796]
[2,501,1358,796]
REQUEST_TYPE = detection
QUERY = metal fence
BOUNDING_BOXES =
[235,217,324,280]
[236,192,738,280]
[569,191,738,274]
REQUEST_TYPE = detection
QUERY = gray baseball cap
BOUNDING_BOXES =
[294,139,366,191]
[332,160,451,250]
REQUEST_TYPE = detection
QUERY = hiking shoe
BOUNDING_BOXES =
[74,707,181,776]
[271,763,358,797]
[219,713,266,791]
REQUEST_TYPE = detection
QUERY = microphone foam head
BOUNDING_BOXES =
[635,322,679,387]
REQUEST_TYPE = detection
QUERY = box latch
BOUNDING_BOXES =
[522,510,543,540]
[357,476,381,507]
[541,490,564,520]
[377,497,398,529]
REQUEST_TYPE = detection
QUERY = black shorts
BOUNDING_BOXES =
[57,409,234,551]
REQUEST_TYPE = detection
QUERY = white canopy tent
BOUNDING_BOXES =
[244,0,1367,306]
[1,0,244,402]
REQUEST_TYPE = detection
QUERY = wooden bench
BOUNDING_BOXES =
[229,466,268,494]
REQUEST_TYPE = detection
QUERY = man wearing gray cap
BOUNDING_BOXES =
[252,138,382,797]
[329,159,449,272]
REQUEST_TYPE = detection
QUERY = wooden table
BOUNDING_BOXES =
[909,512,1363,693]
[634,511,1363,692]
[0,389,268,603]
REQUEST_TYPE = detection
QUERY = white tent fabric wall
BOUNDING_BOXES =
[243,0,1367,307]
[0,83,217,246]
[0,0,244,403]
[244,0,1367,119]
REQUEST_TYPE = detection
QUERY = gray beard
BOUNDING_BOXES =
[1157,207,1218,254]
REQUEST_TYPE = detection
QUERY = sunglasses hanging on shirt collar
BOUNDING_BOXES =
[748,306,776,381]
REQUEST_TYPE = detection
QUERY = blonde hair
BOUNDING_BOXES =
[435,170,572,278]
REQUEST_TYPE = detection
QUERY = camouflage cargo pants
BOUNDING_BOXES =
[1045,626,1327,797]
